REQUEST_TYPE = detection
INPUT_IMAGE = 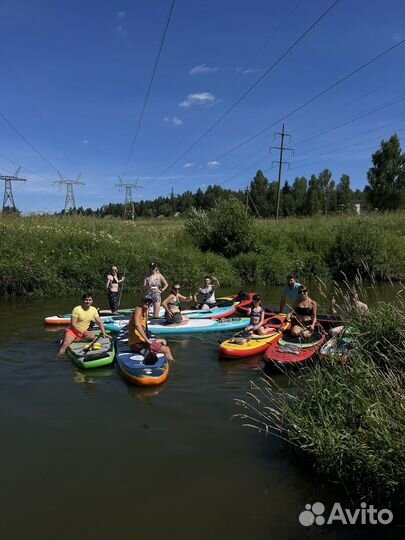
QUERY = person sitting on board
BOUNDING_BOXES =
[279,274,301,313]
[287,285,318,339]
[144,262,168,319]
[106,265,125,314]
[329,290,369,337]
[194,275,220,310]
[245,294,267,335]
[58,293,110,356]
[162,283,192,325]
[128,296,174,361]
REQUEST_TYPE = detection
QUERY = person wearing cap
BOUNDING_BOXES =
[128,297,174,361]
[245,294,266,334]
[287,285,318,339]
[194,275,220,310]
[106,265,125,314]
[279,274,301,313]
[144,262,168,318]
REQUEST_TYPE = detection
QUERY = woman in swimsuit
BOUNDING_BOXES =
[162,283,192,325]
[106,265,125,314]
[245,294,266,335]
[288,285,318,338]
[144,262,168,318]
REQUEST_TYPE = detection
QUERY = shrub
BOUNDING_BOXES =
[185,197,254,257]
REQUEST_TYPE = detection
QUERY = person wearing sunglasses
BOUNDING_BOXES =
[162,283,193,325]
[287,285,318,339]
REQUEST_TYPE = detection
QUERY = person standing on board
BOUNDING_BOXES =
[194,275,220,310]
[106,265,125,314]
[58,293,109,356]
[144,262,169,318]
[279,274,301,313]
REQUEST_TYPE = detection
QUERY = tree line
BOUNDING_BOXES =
[61,133,404,219]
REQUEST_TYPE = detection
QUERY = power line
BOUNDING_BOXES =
[121,0,176,178]
[0,110,60,173]
[152,0,304,174]
[149,0,342,183]
[296,94,405,146]
[175,39,405,186]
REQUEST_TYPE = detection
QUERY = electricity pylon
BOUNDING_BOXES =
[115,176,143,220]
[1,167,27,213]
[53,172,85,212]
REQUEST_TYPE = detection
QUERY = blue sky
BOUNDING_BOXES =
[0,0,404,212]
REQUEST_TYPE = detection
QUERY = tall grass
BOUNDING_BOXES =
[235,286,405,502]
[2,212,405,296]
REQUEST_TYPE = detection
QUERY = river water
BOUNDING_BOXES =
[0,285,403,540]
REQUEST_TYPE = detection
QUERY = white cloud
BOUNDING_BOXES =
[115,25,127,36]
[189,64,218,76]
[207,160,221,168]
[236,67,261,75]
[116,11,126,19]
[163,116,183,126]
[183,163,194,168]
[82,139,89,145]
[179,92,216,108]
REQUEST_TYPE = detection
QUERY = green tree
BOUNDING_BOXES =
[366,134,405,210]
[318,169,335,213]
[281,181,296,217]
[249,170,269,216]
[292,176,307,215]
[336,174,352,212]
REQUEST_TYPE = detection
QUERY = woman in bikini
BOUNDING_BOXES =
[162,283,192,325]
[245,294,267,335]
[288,285,318,339]
[144,262,168,318]
[106,265,125,314]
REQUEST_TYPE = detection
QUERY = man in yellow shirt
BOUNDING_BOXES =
[58,293,109,356]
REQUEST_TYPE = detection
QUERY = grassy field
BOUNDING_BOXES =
[1,212,405,296]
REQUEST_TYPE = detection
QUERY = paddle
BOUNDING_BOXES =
[118,266,127,308]
[83,334,102,351]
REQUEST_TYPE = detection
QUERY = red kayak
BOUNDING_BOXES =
[264,331,326,366]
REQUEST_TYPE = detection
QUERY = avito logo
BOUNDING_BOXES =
[299,502,393,527]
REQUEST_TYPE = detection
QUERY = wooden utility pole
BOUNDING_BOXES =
[270,124,293,220]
